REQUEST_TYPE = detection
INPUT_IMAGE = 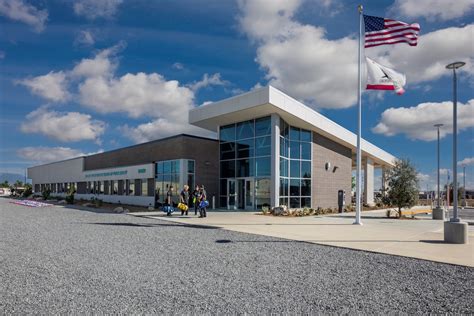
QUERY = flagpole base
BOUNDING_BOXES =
[353,221,363,226]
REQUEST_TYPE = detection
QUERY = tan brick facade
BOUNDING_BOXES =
[312,132,352,209]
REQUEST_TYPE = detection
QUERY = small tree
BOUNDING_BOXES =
[386,158,419,217]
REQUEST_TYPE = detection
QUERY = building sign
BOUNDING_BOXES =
[85,170,127,178]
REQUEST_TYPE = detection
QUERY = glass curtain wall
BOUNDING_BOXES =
[219,116,271,209]
[279,119,312,208]
[155,159,195,204]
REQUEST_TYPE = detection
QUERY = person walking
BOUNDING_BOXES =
[192,185,200,216]
[165,185,174,216]
[198,185,208,218]
[179,185,190,216]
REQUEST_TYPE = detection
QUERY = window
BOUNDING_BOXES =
[220,124,235,142]
[141,179,148,196]
[219,117,271,208]
[236,120,254,140]
[128,180,135,196]
[279,119,312,208]
[155,159,195,202]
[255,116,271,137]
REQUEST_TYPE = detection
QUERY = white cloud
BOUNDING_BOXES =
[459,157,474,166]
[439,168,450,176]
[71,42,124,78]
[238,0,359,109]
[20,107,105,143]
[238,1,474,109]
[17,146,85,164]
[73,0,123,20]
[79,72,195,120]
[172,62,184,70]
[188,73,229,92]
[121,119,216,143]
[374,24,474,84]
[18,71,69,102]
[390,0,474,21]
[74,30,95,46]
[0,0,48,32]
[373,99,474,141]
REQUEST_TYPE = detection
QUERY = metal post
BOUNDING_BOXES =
[452,68,459,222]
[434,124,443,208]
[354,4,363,225]
[463,166,466,207]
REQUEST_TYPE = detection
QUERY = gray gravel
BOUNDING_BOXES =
[1,198,473,314]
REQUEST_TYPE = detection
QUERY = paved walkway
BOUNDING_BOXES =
[130,209,474,267]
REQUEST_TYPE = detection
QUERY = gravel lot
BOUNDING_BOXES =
[1,198,473,314]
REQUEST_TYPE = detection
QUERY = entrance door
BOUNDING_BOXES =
[244,178,254,210]
[227,179,236,210]
[236,178,254,210]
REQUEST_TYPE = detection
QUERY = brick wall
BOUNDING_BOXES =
[83,134,219,201]
[312,132,352,209]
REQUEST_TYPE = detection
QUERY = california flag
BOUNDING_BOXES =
[366,57,406,95]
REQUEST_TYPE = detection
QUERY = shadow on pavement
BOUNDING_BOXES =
[85,222,219,229]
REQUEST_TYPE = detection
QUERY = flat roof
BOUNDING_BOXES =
[28,134,218,170]
[189,86,396,167]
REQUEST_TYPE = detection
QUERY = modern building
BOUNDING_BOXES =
[28,86,395,209]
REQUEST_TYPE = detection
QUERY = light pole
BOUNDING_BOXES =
[433,123,444,219]
[446,61,465,222]
[444,61,468,244]
[462,165,466,207]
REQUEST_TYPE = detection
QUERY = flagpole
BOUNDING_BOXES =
[354,4,363,225]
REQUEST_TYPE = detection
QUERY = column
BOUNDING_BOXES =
[270,114,280,208]
[364,157,375,206]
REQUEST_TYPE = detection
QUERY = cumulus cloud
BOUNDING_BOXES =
[73,0,123,20]
[373,99,474,141]
[17,146,85,164]
[19,43,228,144]
[18,71,69,102]
[20,107,106,143]
[238,0,358,109]
[390,0,474,21]
[74,30,95,46]
[238,1,474,109]
[79,72,195,120]
[188,73,229,92]
[121,118,216,144]
[459,157,474,166]
[0,0,48,32]
[374,24,474,84]
[71,42,124,78]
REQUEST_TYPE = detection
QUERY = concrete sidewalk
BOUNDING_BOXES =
[130,210,474,267]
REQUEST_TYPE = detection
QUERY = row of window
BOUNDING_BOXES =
[36,179,150,196]
[220,157,271,178]
[220,116,272,142]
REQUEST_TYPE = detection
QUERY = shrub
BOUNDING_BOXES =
[66,187,75,204]
[22,184,32,198]
[42,189,51,200]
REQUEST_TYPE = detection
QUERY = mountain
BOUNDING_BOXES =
[0,173,27,185]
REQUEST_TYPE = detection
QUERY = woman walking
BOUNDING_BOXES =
[179,185,190,216]
[192,185,200,216]
[198,185,208,218]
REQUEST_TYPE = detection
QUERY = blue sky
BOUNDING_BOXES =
[0,0,473,189]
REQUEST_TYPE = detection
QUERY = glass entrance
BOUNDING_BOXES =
[227,179,236,210]
[235,178,254,210]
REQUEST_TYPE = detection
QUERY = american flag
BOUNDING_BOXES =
[364,15,420,48]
